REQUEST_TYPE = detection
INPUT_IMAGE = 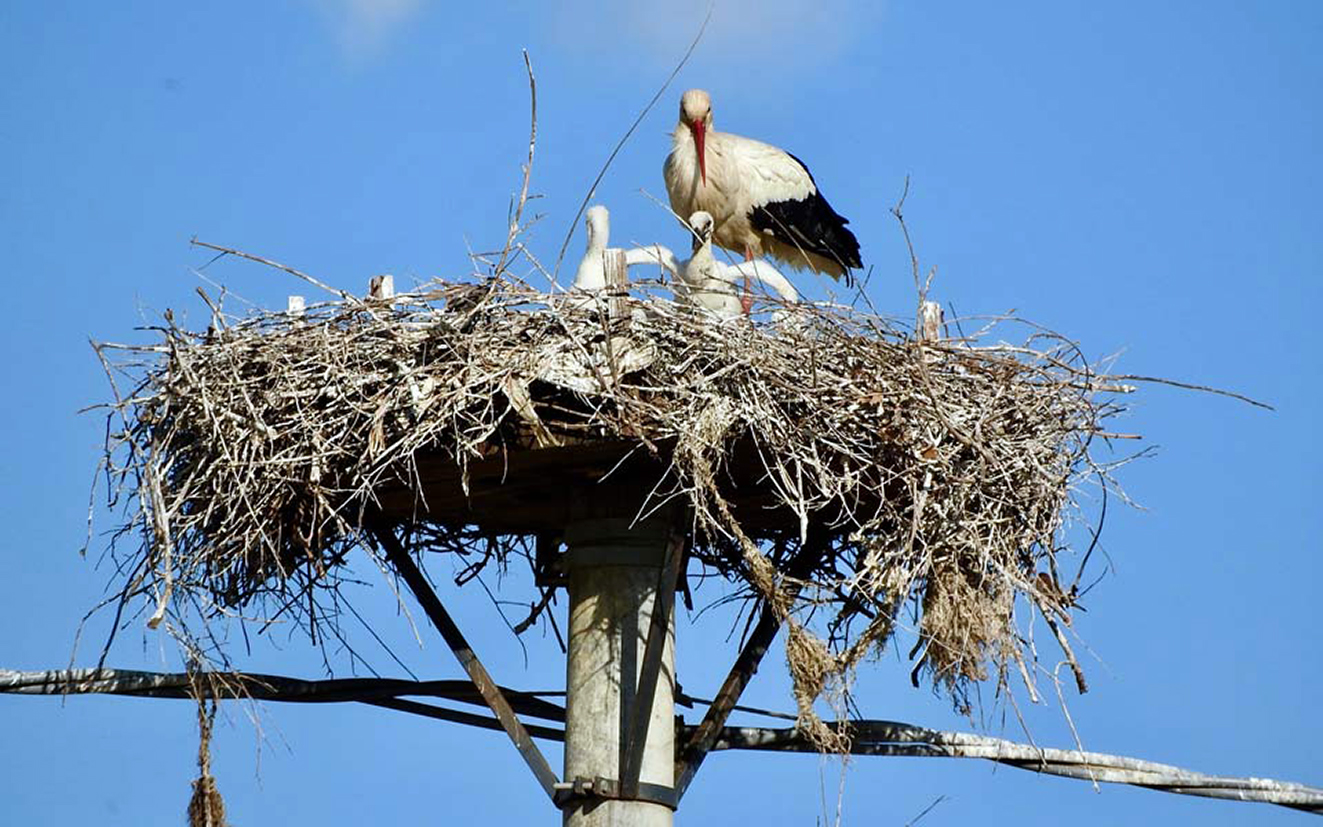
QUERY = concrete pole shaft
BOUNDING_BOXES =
[562,518,676,827]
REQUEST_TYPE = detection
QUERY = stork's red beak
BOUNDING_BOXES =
[691,119,706,185]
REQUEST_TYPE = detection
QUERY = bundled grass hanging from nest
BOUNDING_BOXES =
[93,273,1137,731]
[186,671,227,827]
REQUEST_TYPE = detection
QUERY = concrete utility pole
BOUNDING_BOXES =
[561,517,679,827]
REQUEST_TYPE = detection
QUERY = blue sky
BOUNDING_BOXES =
[2,2,1320,824]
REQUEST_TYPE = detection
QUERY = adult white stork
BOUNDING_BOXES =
[627,211,800,319]
[663,89,862,285]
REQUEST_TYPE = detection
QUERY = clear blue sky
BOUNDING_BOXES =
[2,2,1319,824]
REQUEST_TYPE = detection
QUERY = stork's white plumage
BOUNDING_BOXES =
[627,211,800,319]
[679,211,736,315]
[664,89,862,284]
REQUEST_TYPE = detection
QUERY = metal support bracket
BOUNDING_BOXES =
[553,776,678,811]
[367,519,561,800]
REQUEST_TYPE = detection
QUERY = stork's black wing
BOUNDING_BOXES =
[749,151,862,278]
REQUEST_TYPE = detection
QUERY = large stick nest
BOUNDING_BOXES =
[95,276,1134,725]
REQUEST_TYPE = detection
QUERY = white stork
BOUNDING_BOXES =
[570,205,612,293]
[568,205,653,322]
[663,89,862,285]
[626,211,800,319]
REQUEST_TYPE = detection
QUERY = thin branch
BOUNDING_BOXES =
[904,795,948,827]
[191,239,353,302]
[495,51,538,279]
[552,4,714,280]
[1110,374,1273,410]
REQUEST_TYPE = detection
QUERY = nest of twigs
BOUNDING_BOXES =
[95,275,1134,733]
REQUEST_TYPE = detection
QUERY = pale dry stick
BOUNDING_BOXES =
[191,239,353,303]
[144,460,174,629]
[495,51,539,280]
[86,343,173,665]
[891,176,924,298]
[195,287,225,333]
[1041,605,1088,694]
[190,268,259,312]
[1110,373,1273,410]
[1003,649,1046,756]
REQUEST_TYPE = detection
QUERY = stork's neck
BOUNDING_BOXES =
[671,121,692,148]
[683,245,717,287]
[672,122,708,160]
[583,222,609,254]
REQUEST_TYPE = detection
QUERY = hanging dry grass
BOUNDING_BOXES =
[186,696,227,827]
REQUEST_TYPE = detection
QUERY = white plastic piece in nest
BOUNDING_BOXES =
[917,300,944,342]
[537,335,658,395]
[501,375,561,448]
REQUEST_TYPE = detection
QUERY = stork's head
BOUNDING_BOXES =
[584,205,609,249]
[687,210,714,253]
[679,89,713,185]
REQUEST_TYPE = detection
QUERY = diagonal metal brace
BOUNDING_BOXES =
[368,519,560,800]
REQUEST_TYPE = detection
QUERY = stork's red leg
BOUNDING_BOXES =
[741,248,755,315]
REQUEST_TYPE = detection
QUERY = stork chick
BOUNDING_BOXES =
[571,205,612,293]
[670,211,800,319]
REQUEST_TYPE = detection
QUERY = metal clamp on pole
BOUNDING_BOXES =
[553,776,679,811]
